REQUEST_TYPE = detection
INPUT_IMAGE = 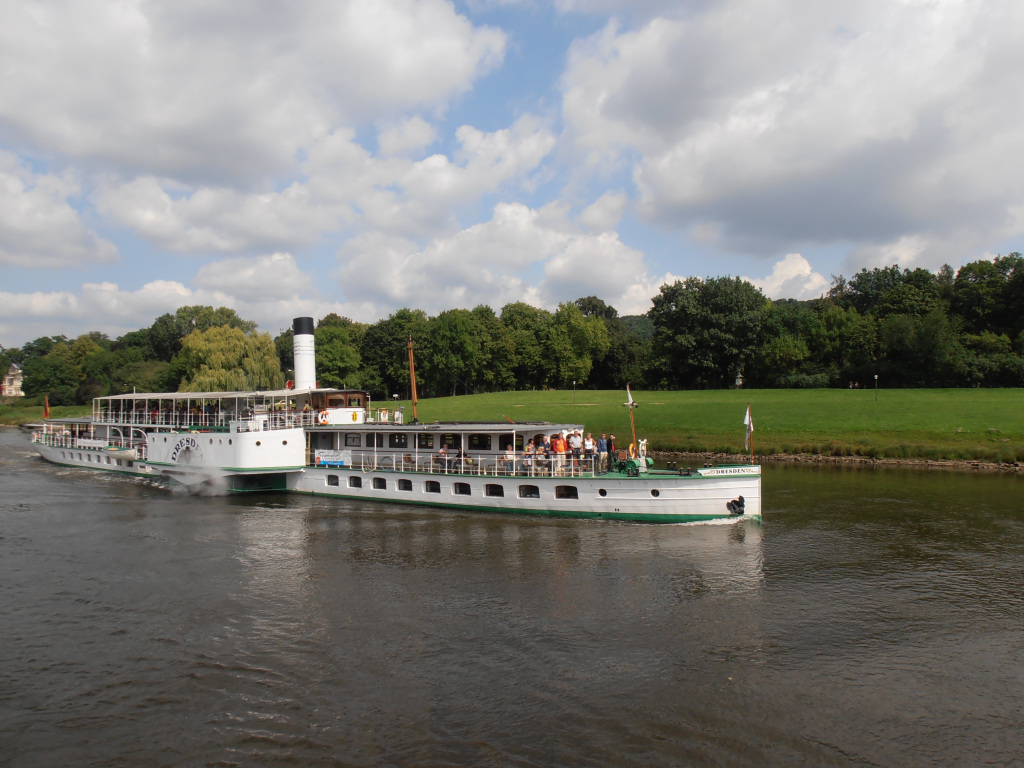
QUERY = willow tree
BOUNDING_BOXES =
[175,325,284,392]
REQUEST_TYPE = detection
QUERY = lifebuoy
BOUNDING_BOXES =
[628,443,636,458]
[285,380,294,389]
[318,410,330,425]
[351,412,358,422]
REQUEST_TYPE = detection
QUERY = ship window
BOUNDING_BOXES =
[61,452,65,459]
[398,479,413,491]
[365,433,383,448]
[349,476,362,488]
[209,438,213,444]
[163,437,168,443]
[87,454,92,462]
[417,434,434,449]
[388,433,408,449]
[468,434,491,451]
[327,475,339,486]
[228,439,232,445]
[454,483,471,495]
[555,485,578,499]
[373,477,386,490]
[485,484,504,497]
[519,485,540,499]
[345,433,361,447]
[425,480,441,493]
[498,433,524,451]
[116,460,122,466]
[438,434,462,450]
[106,456,112,464]
[255,441,261,446]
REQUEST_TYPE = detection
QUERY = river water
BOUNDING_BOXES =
[2,428,1022,767]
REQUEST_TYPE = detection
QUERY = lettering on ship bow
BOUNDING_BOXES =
[170,436,204,465]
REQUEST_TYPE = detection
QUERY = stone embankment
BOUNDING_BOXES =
[654,451,1024,475]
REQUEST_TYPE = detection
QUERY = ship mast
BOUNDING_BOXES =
[407,335,419,423]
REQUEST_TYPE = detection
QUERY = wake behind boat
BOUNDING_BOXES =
[32,318,761,523]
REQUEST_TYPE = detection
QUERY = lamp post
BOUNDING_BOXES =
[874,374,878,401]
[573,380,576,403]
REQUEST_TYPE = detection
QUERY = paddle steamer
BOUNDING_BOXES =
[32,318,761,523]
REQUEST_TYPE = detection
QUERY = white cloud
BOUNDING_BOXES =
[0,0,506,185]
[0,152,117,267]
[378,117,439,156]
[578,190,628,231]
[560,1,1024,260]
[88,114,554,252]
[745,253,828,300]
[193,253,315,303]
[92,177,342,253]
[334,201,668,316]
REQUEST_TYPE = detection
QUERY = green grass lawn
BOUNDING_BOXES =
[0,399,90,426]
[399,388,1024,462]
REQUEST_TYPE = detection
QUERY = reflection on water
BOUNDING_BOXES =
[2,430,1023,767]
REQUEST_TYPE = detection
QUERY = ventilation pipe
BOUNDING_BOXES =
[292,317,316,390]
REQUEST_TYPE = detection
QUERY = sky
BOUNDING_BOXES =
[2,0,1024,347]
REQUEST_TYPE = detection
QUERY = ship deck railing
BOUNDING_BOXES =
[32,430,149,460]
[314,452,615,479]
[89,410,324,431]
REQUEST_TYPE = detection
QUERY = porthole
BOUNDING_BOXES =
[651,489,660,498]
[209,438,213,444]
[282,440,288,445]
[598,488,607,497]
[255,441,261,446]
[163,437,168,443]
[228,439,232,445]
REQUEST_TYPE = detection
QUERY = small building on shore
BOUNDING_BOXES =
[3,363,24,397]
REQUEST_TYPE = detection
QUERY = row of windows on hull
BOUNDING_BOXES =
[332,432,534,450]
[61,451,132,467]
[325,474,581,499]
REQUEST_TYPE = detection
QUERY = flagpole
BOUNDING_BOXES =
[748,402,753,464]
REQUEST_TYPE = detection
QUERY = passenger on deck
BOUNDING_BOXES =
[569,430,583,468]
[551,433,566,476]
[522,439,535,474]
[534,444,549,475]
[500,444,516,474]
[584,432,595,469]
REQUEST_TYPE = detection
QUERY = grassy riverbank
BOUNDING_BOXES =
[0,398,89,427]
[5,389,1023,462]
[403,388,1024,463]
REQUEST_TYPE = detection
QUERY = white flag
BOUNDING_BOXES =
[743,405,754,451]
[624,384,637,408]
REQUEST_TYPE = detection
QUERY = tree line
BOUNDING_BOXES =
[3,254,1022,405]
